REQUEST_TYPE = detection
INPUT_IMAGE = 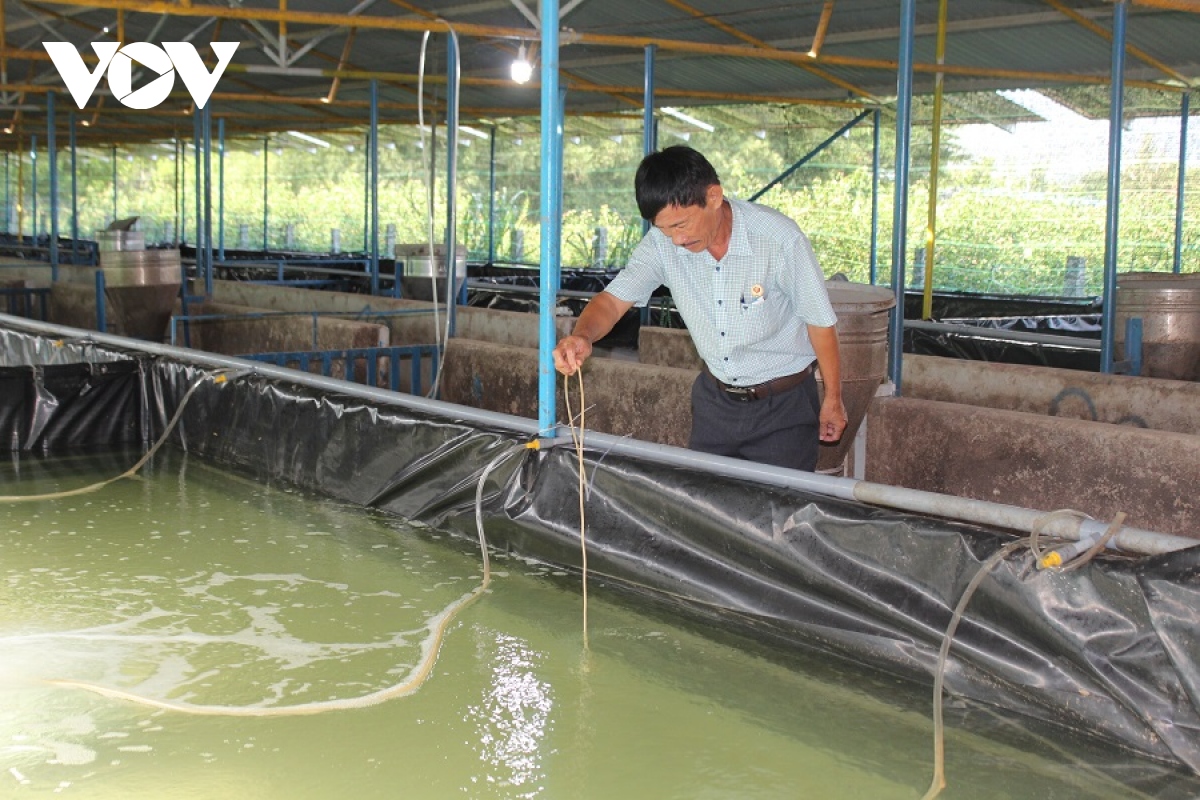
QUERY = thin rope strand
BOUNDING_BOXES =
[564,371,589,650]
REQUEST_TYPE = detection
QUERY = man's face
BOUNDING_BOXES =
[652,184,724,253]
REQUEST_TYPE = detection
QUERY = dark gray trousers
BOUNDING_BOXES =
[688,371,821,472]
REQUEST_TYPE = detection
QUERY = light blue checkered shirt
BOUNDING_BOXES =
[606,197,837,386]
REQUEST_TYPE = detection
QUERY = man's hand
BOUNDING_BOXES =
[819,395,848,443]
[553,334,593,375]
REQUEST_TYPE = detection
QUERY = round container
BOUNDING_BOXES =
[817,280,896,473]
[394,243,468,301]
[1114,271,1200,382]
[95,229,145,252]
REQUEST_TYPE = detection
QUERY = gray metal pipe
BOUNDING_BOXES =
[2,314,1194,558]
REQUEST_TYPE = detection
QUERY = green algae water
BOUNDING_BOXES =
[0,450,1191,799]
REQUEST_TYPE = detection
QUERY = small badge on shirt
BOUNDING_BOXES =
[749,284,764,298]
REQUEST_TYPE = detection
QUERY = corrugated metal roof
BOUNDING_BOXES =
[1,0,1197,147]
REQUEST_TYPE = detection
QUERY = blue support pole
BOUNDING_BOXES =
[47,92,58,280]
[111,145,117,225]
[642,43,656,238]
[31,135,37,246]
[640,44,656,324]
[1100,0,1128,374]
[363,131,369,255]
[94,269,106,333]
[262,138,269,251]
[1173,91,1190,274]
[870,108,881,286]
[203,103,214,298]
[750,110,871,202]
[69,111,78,264]
[446,35,461,334]
[537,0,563,439]
[194,109,202,265]
[218,118,226,260]
[369,79,380,296]
[488,126,496,265]
[887,0,917,394]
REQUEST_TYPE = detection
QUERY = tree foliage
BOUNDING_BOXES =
[9,109,1198,297]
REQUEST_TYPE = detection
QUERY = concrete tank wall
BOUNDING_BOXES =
[439,338,694,447]
[864,395,1200,540]
[902,354,1200,436]
[203,280,573,349]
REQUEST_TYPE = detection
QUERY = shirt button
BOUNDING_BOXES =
[720,332,725,336]
[717,300,722,305]
[723,357,729,361]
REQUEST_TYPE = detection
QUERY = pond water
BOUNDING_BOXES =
[0,449,1192,799]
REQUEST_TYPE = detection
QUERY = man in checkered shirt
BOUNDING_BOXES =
[553,145,846,472]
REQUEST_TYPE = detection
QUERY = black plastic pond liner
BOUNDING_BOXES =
[3,323,1199,785]
[0,361,145,452]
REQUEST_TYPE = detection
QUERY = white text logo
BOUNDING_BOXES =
[43,41,239,110]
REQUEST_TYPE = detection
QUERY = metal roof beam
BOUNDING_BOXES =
[657,0,876,102]
[1043,0,1193,87]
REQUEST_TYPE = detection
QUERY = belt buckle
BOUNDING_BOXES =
[725,385,756,402]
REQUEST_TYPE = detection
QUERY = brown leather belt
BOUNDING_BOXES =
[705,363,815,402]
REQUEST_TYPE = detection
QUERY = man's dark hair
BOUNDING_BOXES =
[634,145,721,221]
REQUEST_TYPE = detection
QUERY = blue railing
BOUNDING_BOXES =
[241,344,440,396]
[0,287,51,321]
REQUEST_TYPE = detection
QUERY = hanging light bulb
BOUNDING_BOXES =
[511,42,534,84]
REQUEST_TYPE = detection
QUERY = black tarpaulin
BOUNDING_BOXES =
[0,360,145,452]
[2,321,1198,784]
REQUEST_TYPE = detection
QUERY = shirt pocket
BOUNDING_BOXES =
[738,290,782,342]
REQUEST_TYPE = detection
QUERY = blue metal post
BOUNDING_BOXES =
[203,103,214,298]
[640,44,656,324]
[887,0,917,393]
[194,110,203,266]
[262,138,269,251]
[1173,92,1190,274]
[69,111,78,264]
[870,108,881,286]
[488,126,496,264]
[4,152,8,234]
[369,79,380,296]
[446,35,461,334]
[1100,0,1128,374]
[175,141,184,244]
[47,92,58,280]
[111,145,117,225]
[94,269,107,333]
[642,43,656,238]
[31,135,37,245]
[218,118,226,260]
[538,0,563,438]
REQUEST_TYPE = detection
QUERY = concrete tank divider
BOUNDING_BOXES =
[1115,271,1200,381]
[638,279,896,473]
[179,300,389,383]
